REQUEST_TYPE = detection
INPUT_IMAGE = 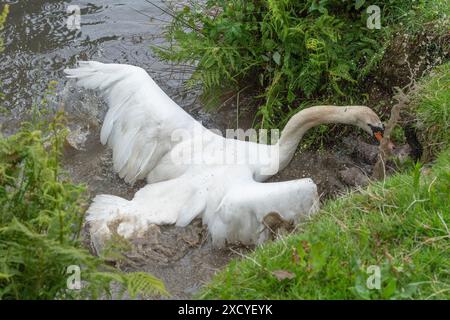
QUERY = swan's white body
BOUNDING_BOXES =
[65,61,382,251]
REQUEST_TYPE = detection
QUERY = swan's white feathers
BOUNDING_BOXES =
[204,177,319,246]
[86,166,319,250]
[87,174,207,252]
[64,61,196,184]
[65,61,322,251]
[175,189,207,227]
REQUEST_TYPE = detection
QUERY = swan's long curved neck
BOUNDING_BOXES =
[276,106,359,171]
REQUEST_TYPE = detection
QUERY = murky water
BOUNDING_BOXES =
[0,0,218,130]
[0,0,380,299]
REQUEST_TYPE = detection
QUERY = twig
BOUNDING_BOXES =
[144,0,203,34]
[372,85,414,180]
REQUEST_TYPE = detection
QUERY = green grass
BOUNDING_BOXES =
[200,150,450,300]
[200,63,450,300]
[413,63,450,161]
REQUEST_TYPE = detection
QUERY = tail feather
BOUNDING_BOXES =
[86,194,137,253]
[86,194,132,223]
[86,177,206,254]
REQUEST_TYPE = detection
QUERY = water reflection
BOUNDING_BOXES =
[0,0,182,121]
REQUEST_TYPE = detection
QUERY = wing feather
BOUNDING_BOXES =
[65,61,198,184]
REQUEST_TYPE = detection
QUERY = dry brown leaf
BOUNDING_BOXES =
[272,270,296,281]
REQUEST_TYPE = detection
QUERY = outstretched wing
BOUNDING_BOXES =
[85,164,319,251]
[86,173,207,253]
[204,176,320,246]
[64,61,200,184]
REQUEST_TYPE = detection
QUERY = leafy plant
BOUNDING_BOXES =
[155,0,447,128]
[0,4,8,52]
[0,83,168,299]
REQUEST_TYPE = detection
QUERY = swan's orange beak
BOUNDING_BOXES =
[374,131,383,142]
[369,124,385,143]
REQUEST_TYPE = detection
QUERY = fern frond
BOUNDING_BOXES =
[125,272,170,299]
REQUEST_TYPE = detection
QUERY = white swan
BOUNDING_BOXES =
[65,61,384,252]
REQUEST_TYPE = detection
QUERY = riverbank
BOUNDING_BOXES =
[199,63,450,299]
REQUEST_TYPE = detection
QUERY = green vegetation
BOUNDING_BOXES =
[0,85,168,298]
[156,0,448,127]
[0,4,8,52]
[0,6,167,299]
[412,63,450,161]
[200,63,450,300]
[0,4,9,111]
